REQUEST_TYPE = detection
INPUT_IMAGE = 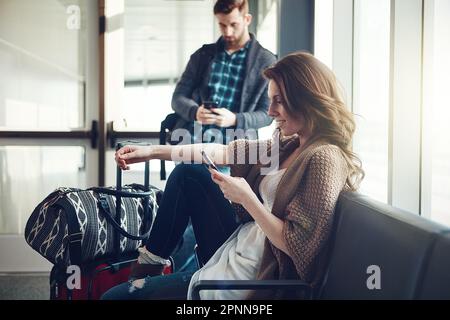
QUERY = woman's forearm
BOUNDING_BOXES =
[149,143,228,165]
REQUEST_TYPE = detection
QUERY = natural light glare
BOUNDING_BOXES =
[119,84,175,132]
[352,0,390,204]
[314,0,333,69]
[256,0,278,56]
[429,0,450,226]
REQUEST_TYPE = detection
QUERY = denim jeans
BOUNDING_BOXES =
[101,271,194,300]
[101,164,239,300]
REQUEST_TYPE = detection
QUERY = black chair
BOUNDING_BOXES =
[191,192,450,300]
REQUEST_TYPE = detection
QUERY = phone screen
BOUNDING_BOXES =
[201,150,219,171]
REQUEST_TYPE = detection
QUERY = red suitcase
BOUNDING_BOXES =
[50,255,173,300]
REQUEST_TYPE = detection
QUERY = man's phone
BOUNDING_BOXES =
[203,100,219,114]
[201,150,219,171]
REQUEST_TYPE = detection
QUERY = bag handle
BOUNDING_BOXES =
[112,141,152,250]
[89,187,153,198]
[96,193,154,241]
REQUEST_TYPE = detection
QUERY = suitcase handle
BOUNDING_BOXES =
[114,141,152,253]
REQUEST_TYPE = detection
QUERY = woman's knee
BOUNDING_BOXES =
[169,163,208,183]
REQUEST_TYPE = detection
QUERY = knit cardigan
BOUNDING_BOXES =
[226,136,349,299]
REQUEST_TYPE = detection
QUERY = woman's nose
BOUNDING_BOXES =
[268,103,278,117]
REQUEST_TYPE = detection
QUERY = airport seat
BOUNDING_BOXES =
[417,232,450,299]
[191,192,450,300]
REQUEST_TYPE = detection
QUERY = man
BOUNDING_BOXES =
[171,0,276,144]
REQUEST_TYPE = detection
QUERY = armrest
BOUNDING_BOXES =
[191,280,313,300]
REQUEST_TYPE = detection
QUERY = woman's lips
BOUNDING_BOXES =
[275,120,285,128]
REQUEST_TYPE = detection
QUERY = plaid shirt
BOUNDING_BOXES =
[200,40,250,144]
[207,40,250,112]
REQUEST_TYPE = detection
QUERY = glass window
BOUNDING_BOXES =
[119,84,176,132]
[314,0,333,69]
[255,0,279,140]
[423,0,450,226]
[352,0,390,203]
[256,0,278,56]
[0,146,86,234]
[121,0,215,132]
[0,0,86,130]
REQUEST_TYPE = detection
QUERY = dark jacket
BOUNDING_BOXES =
[171,34,277,131]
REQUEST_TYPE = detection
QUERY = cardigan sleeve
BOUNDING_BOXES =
[226,138,272,178]
[227,138,272,223]
[281,146,348,280]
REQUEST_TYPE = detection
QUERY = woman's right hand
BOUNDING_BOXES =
[115,145,152,170]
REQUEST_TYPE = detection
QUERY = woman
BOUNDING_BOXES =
[102,51,363,300]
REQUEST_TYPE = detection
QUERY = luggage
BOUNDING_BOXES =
[49,254,173,300]
[25,141,170,299]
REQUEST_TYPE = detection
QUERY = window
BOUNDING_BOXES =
[352,0,391,203]
[314,0,333,69]
[256,0,278,56]
[120,84,176,132]
[255,0,279,140]
[121,0,215,132]
[0,0,85,130]
[0,146,85,234]
[0,0,91,234]
[422,0,450,226]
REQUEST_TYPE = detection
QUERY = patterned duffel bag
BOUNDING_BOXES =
[24,184,162,266]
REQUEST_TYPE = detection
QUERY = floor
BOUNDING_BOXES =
[0,224,196,300]
[0,273,49,300]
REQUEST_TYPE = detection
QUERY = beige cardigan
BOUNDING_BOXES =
[227,136,349,299]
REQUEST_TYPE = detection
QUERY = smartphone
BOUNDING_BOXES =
[201,150,219,171]
[203,100,219,114]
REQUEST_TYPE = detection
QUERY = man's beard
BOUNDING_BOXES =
[225,31,245,48]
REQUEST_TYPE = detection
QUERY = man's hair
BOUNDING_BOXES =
[213,0,249,15]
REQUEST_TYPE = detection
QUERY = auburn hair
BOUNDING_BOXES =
[214,0,249,15]
[264,51,364,190]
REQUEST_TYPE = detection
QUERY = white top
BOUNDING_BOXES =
[187,168,286,300]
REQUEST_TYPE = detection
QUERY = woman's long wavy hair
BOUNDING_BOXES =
[264,51,364,190]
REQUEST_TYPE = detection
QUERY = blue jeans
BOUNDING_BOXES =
[101,164,239,300]
[101,271,194,300]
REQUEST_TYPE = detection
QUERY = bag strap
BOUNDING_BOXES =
[96,194,153,241]
[55,200,83,266]
[89,187,153,198]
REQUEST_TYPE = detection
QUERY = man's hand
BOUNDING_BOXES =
[196,106,219,125]
[211,108,237,127]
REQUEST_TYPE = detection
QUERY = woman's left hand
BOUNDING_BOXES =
[209,168,258,208]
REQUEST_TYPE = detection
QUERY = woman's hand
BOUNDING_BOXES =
[115,145,152,170]
[209,168,259,208]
